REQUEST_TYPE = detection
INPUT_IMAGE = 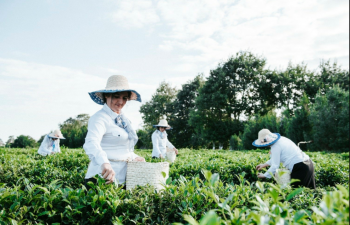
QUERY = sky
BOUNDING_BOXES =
[0,0,349,142]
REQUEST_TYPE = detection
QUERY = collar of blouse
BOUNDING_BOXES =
[103,103,122,121]
[157,130,167,139]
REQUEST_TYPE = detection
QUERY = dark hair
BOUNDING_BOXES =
[103,91,132,103]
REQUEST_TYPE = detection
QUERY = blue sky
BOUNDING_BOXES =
[0,0,349,142]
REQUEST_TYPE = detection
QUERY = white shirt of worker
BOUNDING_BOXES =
[38,135,61,156]
[264,136,310,178]
[151,130,174,158]
[83,104,139,184]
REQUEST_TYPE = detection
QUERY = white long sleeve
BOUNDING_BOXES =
[38,135,53,156]
[263,136,310,179]
[151,132,161,157]
[264,148,281,178]
[83,115,109,167]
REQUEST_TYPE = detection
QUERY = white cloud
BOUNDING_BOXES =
[110,0,349,70]
[0,59,151,140]
[111,0,160,28]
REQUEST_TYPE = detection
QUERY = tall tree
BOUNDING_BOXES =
[277,60,349,115]
[309,85,349,152]
[317,60,349,94]
[189,51,268,148]
[167,75,205,149]
[140,81,178,127]
[284,93,313,150]
[276,63,317,113]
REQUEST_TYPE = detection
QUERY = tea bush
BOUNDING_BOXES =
[0,148,348,224]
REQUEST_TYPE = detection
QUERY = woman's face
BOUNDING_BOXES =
[106,92,129,113]
[159,127,166,132]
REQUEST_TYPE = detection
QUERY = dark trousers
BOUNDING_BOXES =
[291,159,316,189]
[84,178,126,190]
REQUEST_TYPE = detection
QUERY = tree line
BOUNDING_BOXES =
[3,51,348,152]
[138,51,349,152]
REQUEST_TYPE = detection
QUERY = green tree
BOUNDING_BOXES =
[230,133,243,150]
[59,114,90,148]
[317,60,349,94]
[136,128,153,149]
[278,60,349,115]
[140,81,178,128]
[11,135,37,148]
[167,75,205,149]
[189,52,266,149]
[309,86,349,152]
[276,63,317,113]
[283,93,313,150]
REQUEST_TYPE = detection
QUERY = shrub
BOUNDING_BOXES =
[309,86,349,152]
[229,134,243,150]
[11,135,37,148]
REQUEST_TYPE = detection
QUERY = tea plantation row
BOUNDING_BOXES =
[0,148,348,224]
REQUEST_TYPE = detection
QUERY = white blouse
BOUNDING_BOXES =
[151,130,174,158]
[264,136,310,178]
[38,135,61,156]
[83,104,139,184]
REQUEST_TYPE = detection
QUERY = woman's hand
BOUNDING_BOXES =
[257,173,266,179]
[159,154,163,159]
[133,157,145,162]
[101,163,115,184]
[256,163,269,171]
[173,148,178,155]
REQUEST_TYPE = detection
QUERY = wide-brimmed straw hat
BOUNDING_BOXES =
[153,115,172,130]
[89,75,141,105]
[252,129,280,147]
[48,130,65,139]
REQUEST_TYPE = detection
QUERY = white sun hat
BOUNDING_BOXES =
[89,75,141,105]
[153,115,172,130]
[252,129,280,147]
[48,130,65,139]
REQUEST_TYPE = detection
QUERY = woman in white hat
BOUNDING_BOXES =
[254,129,315,189]
[38,130,65,156]
[151,116,178,158]
[83,75,145,187]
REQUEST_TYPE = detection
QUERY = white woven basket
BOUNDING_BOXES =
[126,161,169,191]
[166,151,176,163]
[166,147,176,163]
[274,168,291,187]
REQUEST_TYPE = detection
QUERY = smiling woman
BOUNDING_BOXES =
[83,75,145,188]
[103,92,131,114]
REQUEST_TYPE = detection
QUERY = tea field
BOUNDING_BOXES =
[0,148,349,224]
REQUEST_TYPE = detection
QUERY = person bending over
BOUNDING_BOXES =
[38,130,65,156]
[254,129,315,189]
